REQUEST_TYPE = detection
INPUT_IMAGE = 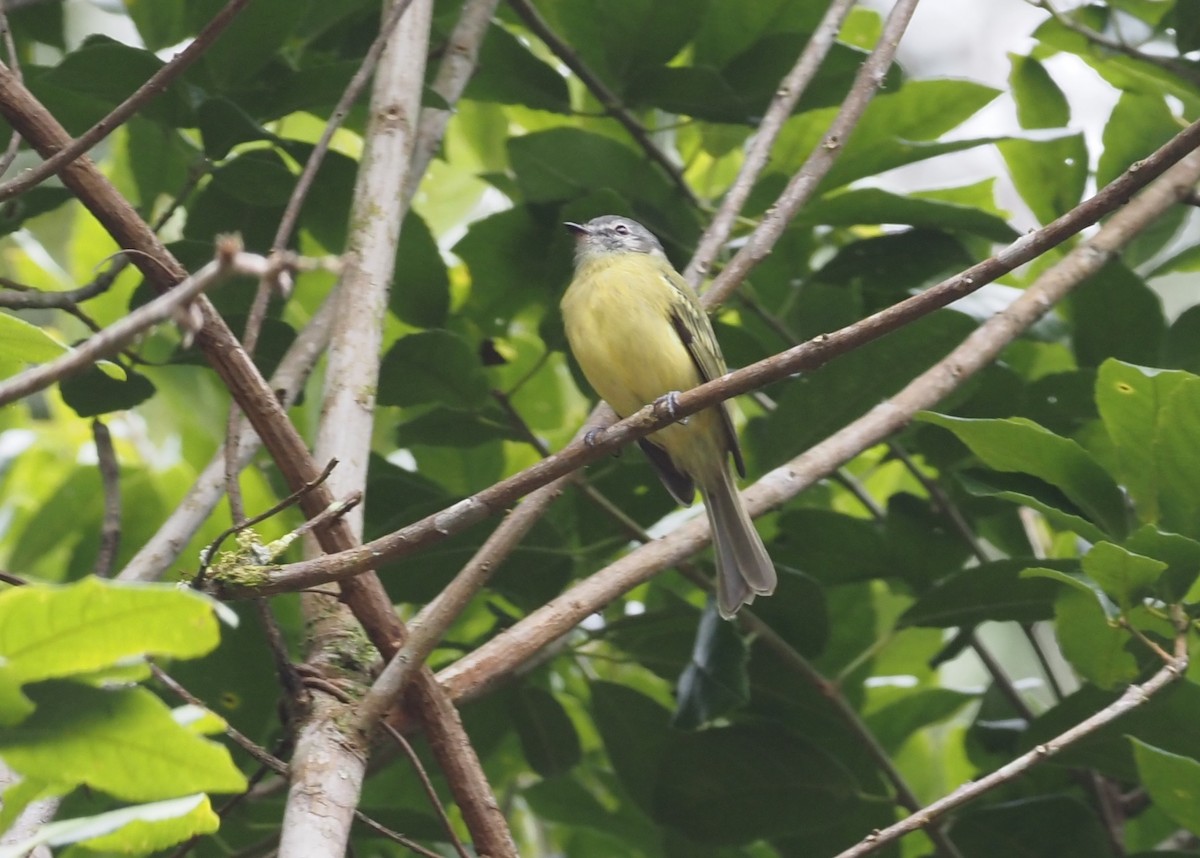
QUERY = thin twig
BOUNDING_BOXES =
[0,0,251,202]
[0,238,262,407]
[380,723,472,858]
[269,0,417,252]
[352,811,445,858]
[702,0,921,308]
[832,615,1190,858]
[195,457,340,579]
[505,0,697,206]
[0,1,21,179]
[1030,0,1200,85]
[92,419,121,578]
[684,0,859,283]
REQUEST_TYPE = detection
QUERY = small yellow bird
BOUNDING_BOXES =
[561,215,776,618]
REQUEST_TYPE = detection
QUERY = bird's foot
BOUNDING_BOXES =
[655,390,688,424]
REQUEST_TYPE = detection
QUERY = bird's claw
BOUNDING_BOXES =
[583,427,603,447]
[656,391,688,424]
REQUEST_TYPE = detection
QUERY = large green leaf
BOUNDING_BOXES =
[1131,739,1200,836]
[673,605,749,729]
[899,559,1073,628]
[949,796,1116,858]
[1097,93,1181,188]
[391,211,451,328]
[0,683,246,800]
[752,311,976,467]
[591,681,672,814]
[463,24,570,113]
[918,412,1129,538]
[1009,53,1070,129]
[0,794,219,858]
[795,187,1018,242]
[1071,264,1166,368]
[0,578,222,689]
[1054,587,1137,690]
[509,686,582,778]
[1096,361,1200,536]
[378,330,489,409]
[998,133,1088,224]
[1081,541,1165,611]
[652,723,866,845]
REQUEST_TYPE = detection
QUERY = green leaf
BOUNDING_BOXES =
[1054,587,1137,690]
[462,25,570,113]
[673,605,749,729]
[124,0,189,51]
[1131,739,1200,836]
[752,311,976,467]
[958,470,1108,544]
[899,559,1072,628]
[652,723,865,846]
[508,128,677,207]
[998,133,1088,224]
[196,97,277,161]
[1096,361,1200,536]
[864,688,975,754]
[509,686,582,778]
[60,365,156,417]
[187,0,312,90]
[917,412,1129,538]
[0,683,247,800]
[537,0,707,92]
[378,330,489,409]
[1071,264,1166,368]
[395,404,525,448]
[0,187,74,237]
[391,211,450,328]
[1165,305,1200,374]
[0,578,222,689]
[1124,525,1200,600]
[772,80,1002,190]
[949,796,1116,858]
[591,681,672,814]
[1009,54,1070,129]
[0,794,218,858]
[795,187,1018,242]
[1082,541,1165,611]
[692,0,826,66]
[1097,93,1181,188]
[453,207,561,332]
[768,509,891,586]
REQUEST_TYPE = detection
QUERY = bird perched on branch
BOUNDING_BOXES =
[561,215,776,618]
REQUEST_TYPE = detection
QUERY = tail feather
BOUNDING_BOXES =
[701,466,775,619]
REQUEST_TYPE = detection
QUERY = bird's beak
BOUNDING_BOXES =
[564,222,589,236]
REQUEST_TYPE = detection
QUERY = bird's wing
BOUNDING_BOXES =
[661,267,746,478]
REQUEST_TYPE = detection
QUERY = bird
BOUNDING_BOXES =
[560,214,776,618]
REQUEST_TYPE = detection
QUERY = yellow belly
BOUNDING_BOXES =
[561,256,725,480]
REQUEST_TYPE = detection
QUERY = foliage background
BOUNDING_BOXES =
[3,0,1200,856]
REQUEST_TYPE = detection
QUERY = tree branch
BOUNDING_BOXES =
[833,613,1191,858]
[435,142,1200,705]
[505,0,697,206]
[212,114,1200,599]
[702,0,920,307]
[684,0,859,283]
[0,0,251,202]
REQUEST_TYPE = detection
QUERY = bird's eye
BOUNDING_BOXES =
[614,224,630,236]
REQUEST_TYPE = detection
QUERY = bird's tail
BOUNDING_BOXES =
[701,465,776,618]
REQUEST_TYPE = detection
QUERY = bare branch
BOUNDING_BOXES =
[703,0,920,307]
[833,615,1191,858]
[380,723,472,858]
[92,419,121,578]
[0,240,273,407]
[0,0,251,202]
[0,1,21,179]
[684,0,859,283]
